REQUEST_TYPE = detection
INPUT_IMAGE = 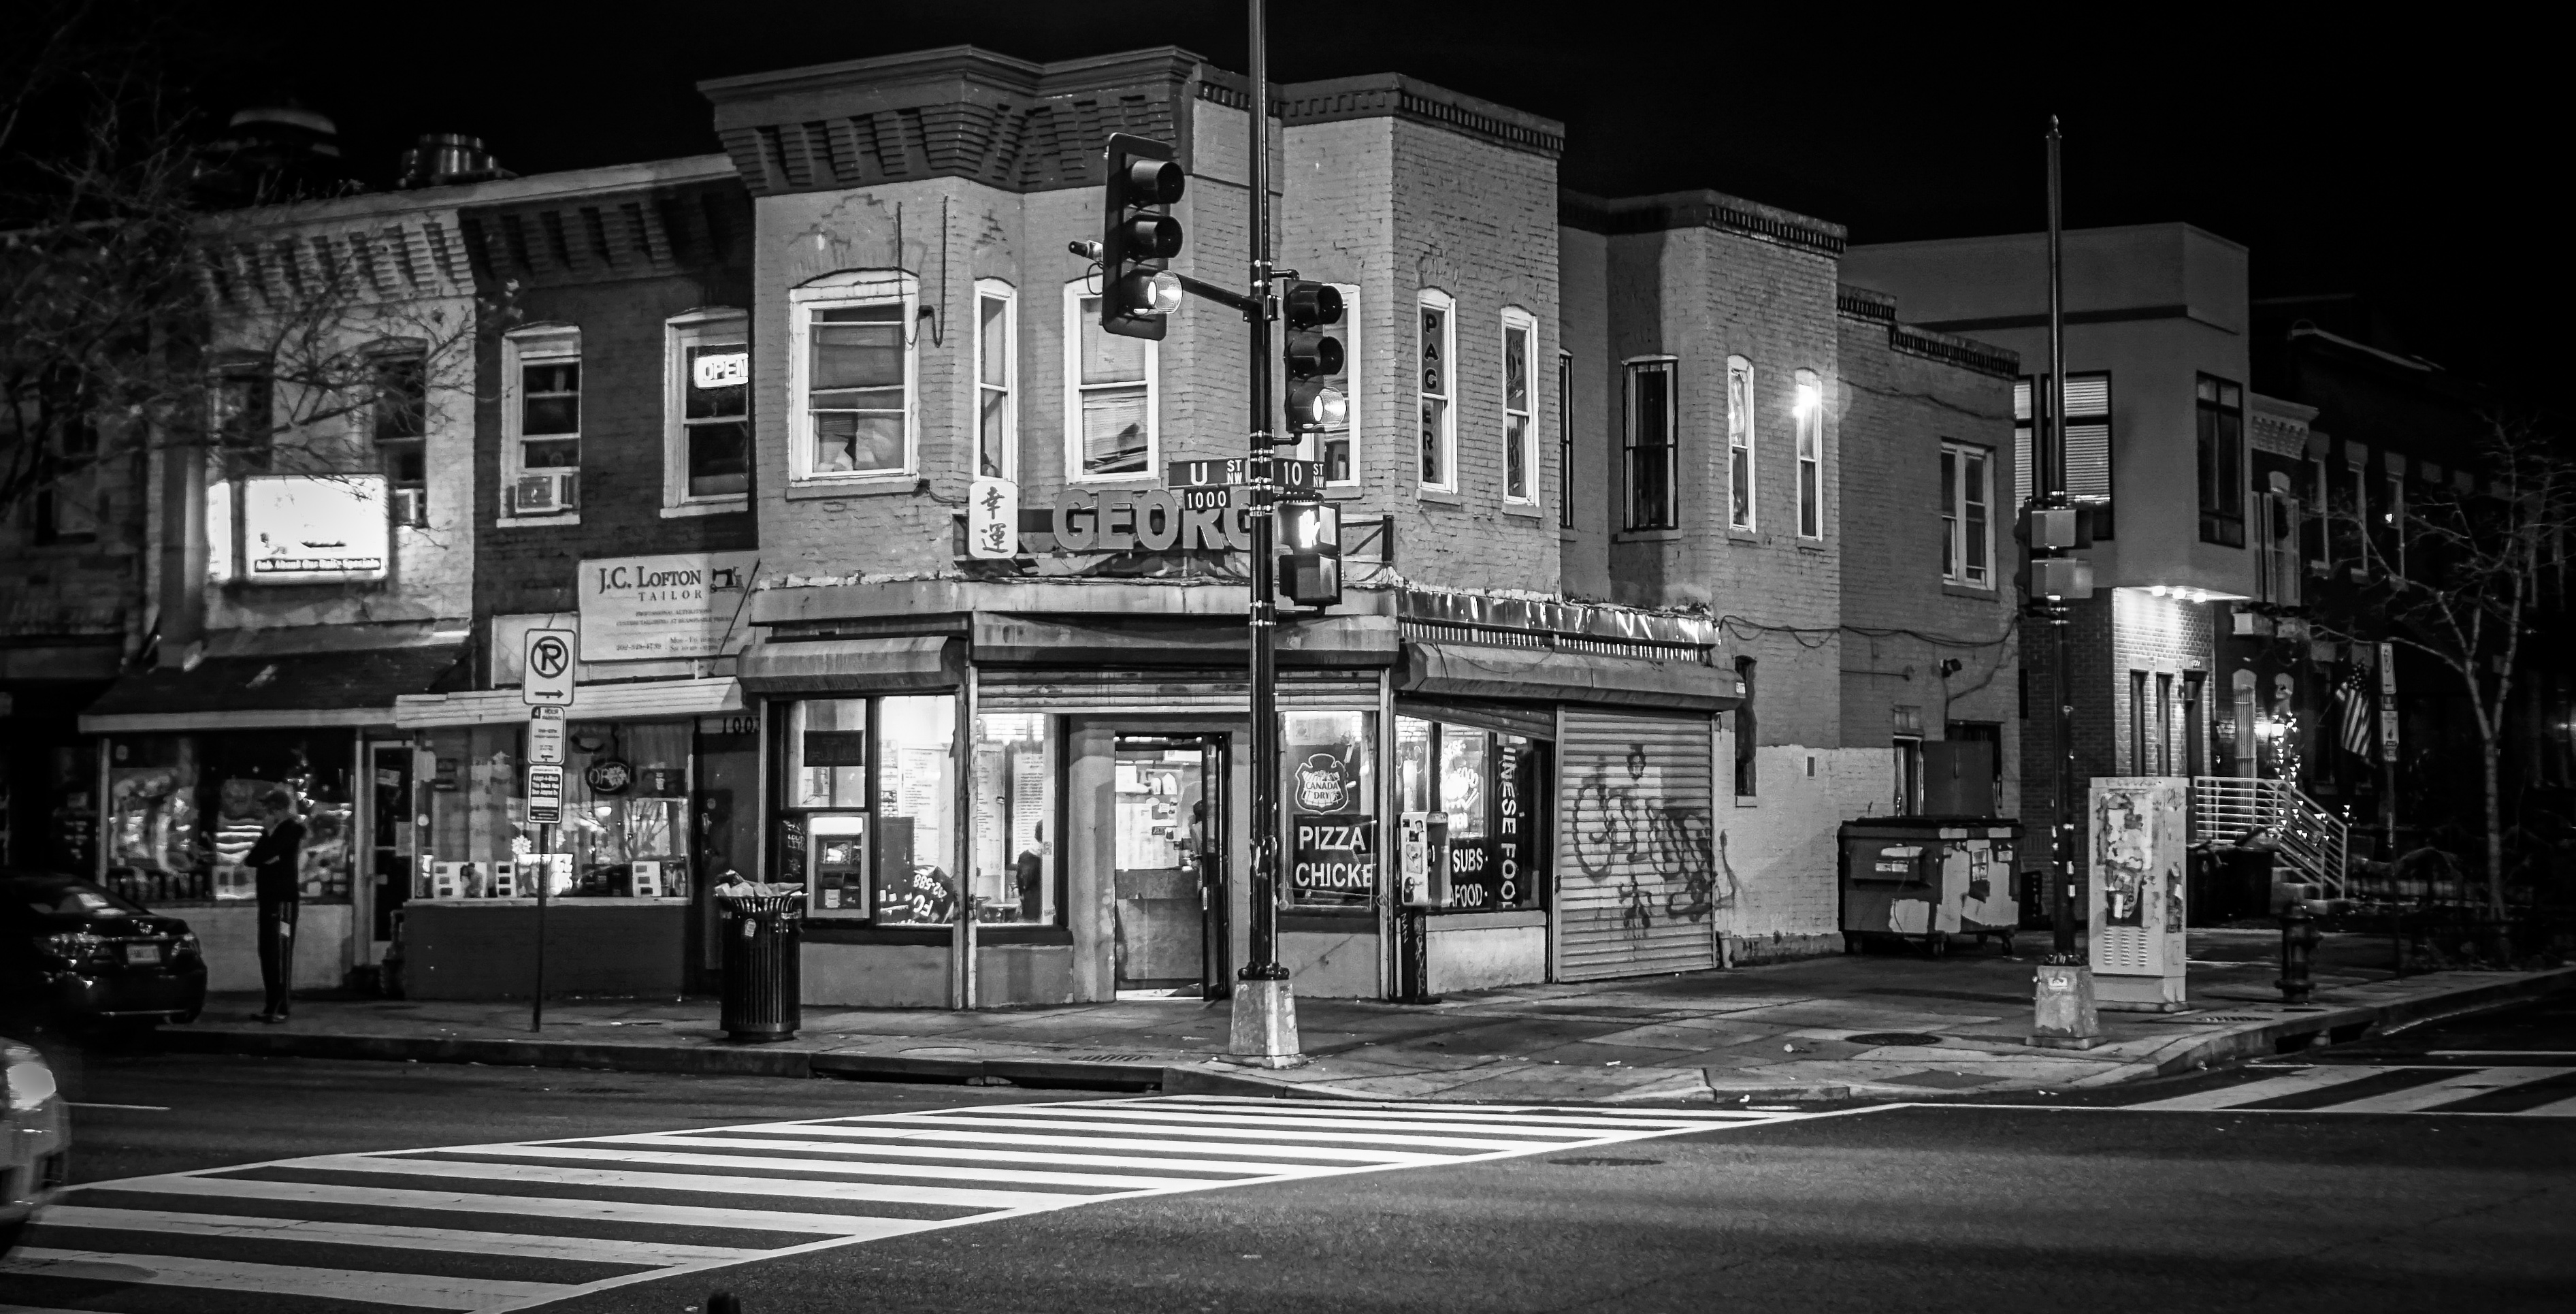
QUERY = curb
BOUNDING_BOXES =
[2149,965,2576,1078]
[154,1028,817,1079]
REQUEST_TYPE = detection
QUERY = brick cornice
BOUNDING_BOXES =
[1271,74,1564,159]
[1888,323,2019,379]
[1560,189,1846,256]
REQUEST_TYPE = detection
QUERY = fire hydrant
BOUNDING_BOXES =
[2277,899,2319,1005]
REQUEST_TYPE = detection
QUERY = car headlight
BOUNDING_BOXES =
[3,1044,59,1114]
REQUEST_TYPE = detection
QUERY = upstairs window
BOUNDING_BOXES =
[210,359,274,476]
[502,326,581,518]
[2012,372,2114,538]
[1941,440,1992,588]
[1418,289,1455,493]
[30,370,101,545]
[1501,308,1537,504]
[1794,368,1823,539]
[1064,278,1155,481]
[785,272,915,485]
[2196,374,2245,547]
[1623,358,1676,530]
[974,280,1016,481]
[1726,357,1755,530]
[371,351,428,527]
[666,310,750,508]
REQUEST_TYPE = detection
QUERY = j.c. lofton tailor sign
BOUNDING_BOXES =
[577,550,757,662]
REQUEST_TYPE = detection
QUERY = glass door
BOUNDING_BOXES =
[1112,735,1215,997]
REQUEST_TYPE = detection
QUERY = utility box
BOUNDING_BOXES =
[2089,776,2189,1010]
[1838,817,2021,956]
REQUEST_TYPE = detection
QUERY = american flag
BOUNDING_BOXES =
[2336,676,2375,758]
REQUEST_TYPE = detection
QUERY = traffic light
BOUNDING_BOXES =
[1100,133,1186,340]
[1282,281,1347,433]
[1279,498,1342,607]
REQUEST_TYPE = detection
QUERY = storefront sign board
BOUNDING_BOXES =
[522,629,577,706]
[526,764,564,825]
[577,550,758,662]
[527,706,564,765]
[242,475,391,582]
[1292,813,1378,904]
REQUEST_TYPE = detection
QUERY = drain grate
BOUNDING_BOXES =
[1548,1156,1664,1167]
[1067,1053,1152,1063]
[2157,1014,2267,1023]
[1845,1031,1945,1047]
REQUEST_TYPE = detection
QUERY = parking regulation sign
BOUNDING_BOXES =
[526,765,564,826]
[523,628,576,707]
[527,705,565,765]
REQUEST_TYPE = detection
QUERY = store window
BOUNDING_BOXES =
[1284,711,1379,910]
[103,731,355,906]
[409,720,693,902]
[1394,716,1544,912]
[776,694,1037,927]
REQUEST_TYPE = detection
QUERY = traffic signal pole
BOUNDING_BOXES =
[1226,0,1302,1067]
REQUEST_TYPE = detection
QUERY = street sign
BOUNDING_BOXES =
[522,628,576,706]
[527,706,565,765]
[1167,458,1323,495]
[1176,485,1233,511]
[967,476,1018,560]
[2377,640,2400,763]
[525,764,564,825]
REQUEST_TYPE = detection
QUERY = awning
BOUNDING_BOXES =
[394,677,744,728]
[971,613,1398,667]
[737,636,958,694]
[79,644,468,733]
[1399,641,1743,713]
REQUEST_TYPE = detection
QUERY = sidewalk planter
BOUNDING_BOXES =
[718,893,804,1041]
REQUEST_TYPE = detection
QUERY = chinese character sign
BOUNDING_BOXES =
[968,477,1018,560]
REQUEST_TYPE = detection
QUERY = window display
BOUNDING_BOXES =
[410,719,692,901]
[102,731,354,906]
[1284,711,1377,910]
[971,713,1056,924]
[1395,716,1544,912]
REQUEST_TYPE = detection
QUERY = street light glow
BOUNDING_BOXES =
[1793,381,1821,418]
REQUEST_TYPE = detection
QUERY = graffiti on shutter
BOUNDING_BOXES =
[1554,708,1724,981]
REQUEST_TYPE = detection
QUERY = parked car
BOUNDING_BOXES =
[2,871,209,1033]
[1,1040,68,1255]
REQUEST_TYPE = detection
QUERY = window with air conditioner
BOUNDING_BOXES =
[502,326,581,521]
[372,350,428,528]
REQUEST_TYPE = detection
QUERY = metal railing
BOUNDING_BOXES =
[2191,775,2349,902]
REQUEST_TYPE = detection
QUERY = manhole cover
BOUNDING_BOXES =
[1845,1032,1944,1047]
[1068,1053,1150,1063]
[1548,1157,1663,1167]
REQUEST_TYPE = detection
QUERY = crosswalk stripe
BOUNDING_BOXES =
[2302,1067,2572,1114]
[35,1204,767,1266]
[278,1152,1094,1211]
[95,1173,941,1235]
[708,1123,1445,1164]
[866,1110,1579,1151]
[623,1131,1299,1177]
[942,1104,1674,1140]
[2124,1065,2383,1111]
[534,1136,1228,1189]
[31,1095,1789,1314]
[2521,1093,2576,1117]
[0,1246,568,1309]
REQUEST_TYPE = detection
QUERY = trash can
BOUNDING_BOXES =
[718,892,804,1042]
[1838,817,2023,956]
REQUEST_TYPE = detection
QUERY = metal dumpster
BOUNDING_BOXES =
[1838,817,2023,957]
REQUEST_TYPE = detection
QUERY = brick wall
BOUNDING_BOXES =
[1713,734,1893,960]
[1834,308,2021,820]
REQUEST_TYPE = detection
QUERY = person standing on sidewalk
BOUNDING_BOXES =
[242,788,306,1023]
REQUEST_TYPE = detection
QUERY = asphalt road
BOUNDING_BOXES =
[9,997,2573,1314]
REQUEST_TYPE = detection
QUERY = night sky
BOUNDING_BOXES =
[186,1,2543,401]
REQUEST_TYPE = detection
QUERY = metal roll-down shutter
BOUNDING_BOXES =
[1554,707,1718,981]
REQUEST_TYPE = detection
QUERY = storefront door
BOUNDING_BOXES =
[1111,735,1225,997]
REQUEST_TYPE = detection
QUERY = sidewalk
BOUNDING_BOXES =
[156,930,2574,1106]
